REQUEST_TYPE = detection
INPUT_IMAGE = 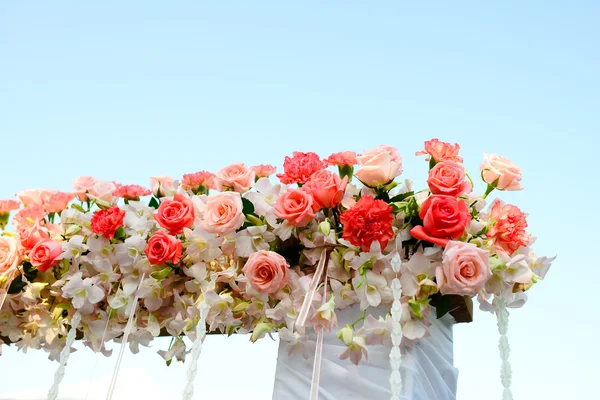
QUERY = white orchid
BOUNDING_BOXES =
[61,272,105,311]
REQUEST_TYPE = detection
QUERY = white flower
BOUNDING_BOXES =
[330,279,358,309]
[184,227,223,262]
[235,225,276,258]
[340,333,368,365]
[62,272,105,310]
[352,271,392,309]
[357,314,392,346]
[244,178,286,218]
[399,252,437,299]
[278,327,308,358]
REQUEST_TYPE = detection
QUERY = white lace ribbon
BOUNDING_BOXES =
[309,265,328,400]
[495,296,513,400]
[47,310,82,400]
[105,272,146,400]
[296,249,328,328]
[390,254,403,400]
[181,300,210,400]
[0,269,16,312]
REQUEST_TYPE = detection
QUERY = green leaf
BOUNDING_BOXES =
[8,262,38,294]
[241,197,255,215]
[432,293,452,319]
[389,191,415,203]
[148,197,160,209]
[71,203,86,213]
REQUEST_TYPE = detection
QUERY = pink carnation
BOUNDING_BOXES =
[0,199,20,213]
[416,138,463,163]
[181,171,216,192]
[44,191,76,213]
[251,164,277,179]
[487,200,529,255]
[12,205,47,227]
[276,152,326,185]
[113,184,152,200]
[325,151,359,167]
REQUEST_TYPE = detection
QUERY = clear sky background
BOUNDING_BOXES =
[0,1,597,399]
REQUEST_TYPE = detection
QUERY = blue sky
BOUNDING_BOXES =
[1,1,597,399]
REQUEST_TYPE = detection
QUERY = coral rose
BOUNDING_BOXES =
[427,161,472,197]
[487,200,529,255]
[410,195,472,247]
[480,153,523,191]
[215,163,255,193]
[276,152,326,185]
[274,189,315,227]
[303,170,348,211]
[201,192,245,235]
[0,236,21,272]
[355,145,402,187]
[145,231,182,265]
[340,196,394,252]
[416,138,463,163]
[29,239,63,272]
[91,205,126,239]
[437,241,491,296]
[154,193,195,235]
[242,250,290,294]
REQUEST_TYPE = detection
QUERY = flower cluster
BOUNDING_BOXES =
[0,141,553,365]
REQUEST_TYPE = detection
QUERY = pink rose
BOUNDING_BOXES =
[0,236,21,272]
[436,241,491,296]
[150,176,176,197]
[355,145,402,187]
[274,189,315,227]
[15,223,49,252]
[215,163,255,193]
[480,153,523,191]
[242,250,290,294]
[29,239,63,272]
[303,170,348,211]
[201,192,245,235]
[154,193,195,235]
[427,161,472,197]
[72,176,98,201]
[251,164,277,179]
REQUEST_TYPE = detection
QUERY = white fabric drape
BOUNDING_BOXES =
[272,305,458,400]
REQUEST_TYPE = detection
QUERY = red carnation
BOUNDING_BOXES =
[276,152,326,185]
[340,196,394,252]
[91,205,126,239]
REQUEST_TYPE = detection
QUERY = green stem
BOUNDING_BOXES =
[482,184,495,199]
[349,309,367,329]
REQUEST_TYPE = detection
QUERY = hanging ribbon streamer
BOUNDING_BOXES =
[0,269,16,312]
[84,309,113,400]
[389,254,403,400]
[309,264,328,400]
[181,300,210,400]
[495,297,513,400]
[296,249,328,328]
[105,273,146,400]
[47,310,83,400]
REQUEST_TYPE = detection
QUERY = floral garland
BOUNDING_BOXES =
[0,139,554,397]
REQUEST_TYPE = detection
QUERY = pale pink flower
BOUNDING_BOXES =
[251,164,277,179]
[88,180,117,206]
[17,189,55,207]
[72,176,98,201]
[201,192,245,235]
[480,153,523,191]
[357,314,393,346]
[355,145,402,187]
[214,163,255,193]
[325,151,359,167]
[309,295,338,332]
[113,184,151,200]
[44,191,76,213]
[340,333,368,365]
[0,199,20,213]
[437,241,491,296]
[150,175,176,197]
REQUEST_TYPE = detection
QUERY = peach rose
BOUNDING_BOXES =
[72,176,98,201]
[355,145,402,187]
[274,189,315,227]
[427,161,472,197]
[150,175,176,197]
[154,193,195,234]
[0,236,21,272]
[201,192,245,235]
[480,153,523,191]
[242,250,290,294]
[29,239,63,272]
[303,170,348,211]
[436,241,491,296]
[215,163,255,193]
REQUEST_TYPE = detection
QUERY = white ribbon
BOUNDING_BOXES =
[309,264,328,400]
[182,300,210,400]
[0,269,16,312]
[296,249,328,328]
[495,297,513,400]
[47,310,82,400]
[105,272,146,400]
[389,254,403,400]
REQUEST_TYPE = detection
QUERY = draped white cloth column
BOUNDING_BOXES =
[272,305,458,400]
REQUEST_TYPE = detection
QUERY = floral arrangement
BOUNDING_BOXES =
[0,139,553,373]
